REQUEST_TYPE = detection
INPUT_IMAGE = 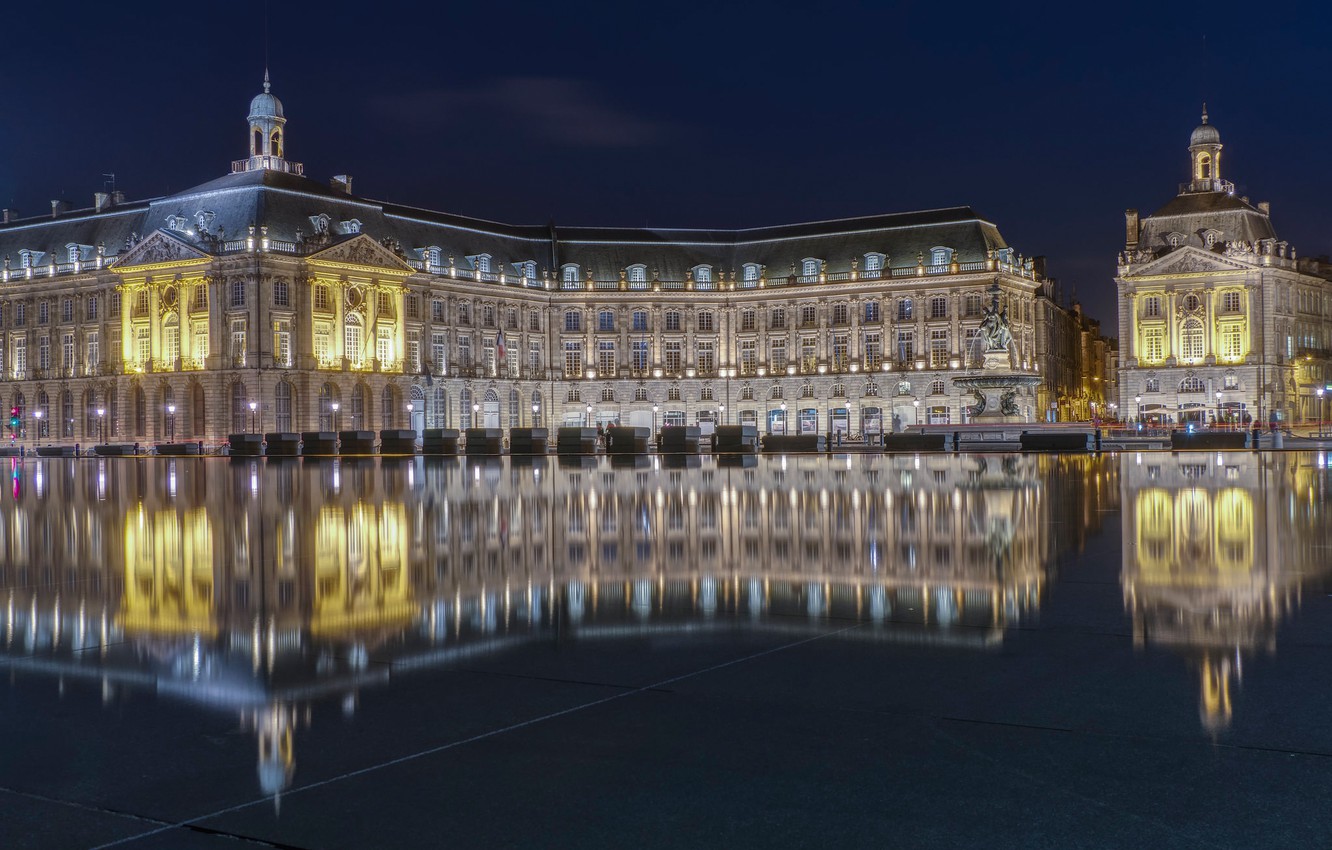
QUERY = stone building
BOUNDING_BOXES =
[0,78,1106,444]
[1116,108,1332,427]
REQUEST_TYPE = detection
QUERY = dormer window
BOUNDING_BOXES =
[1203,229,1221,249]
[562,264,580,288]
[166,215,188,233]
[741,263,760,285]
[627,264,647,284]
[864,253,885,275]
[18,250,35,269]
[514,260,537,281]
[340,219,361,235]
[471,254,492,274]
[1167,233,1183,248]
[930,247,951,266]
[194,210,216,234]
[424,246,442,270]
[310,213,331,235]
[67,245,80,264]
[801,259,820,279]
[694,265,713,287]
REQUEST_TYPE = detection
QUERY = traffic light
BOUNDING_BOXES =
[7,407,18,433]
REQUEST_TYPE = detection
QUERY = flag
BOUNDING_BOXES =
[496,331,507,363]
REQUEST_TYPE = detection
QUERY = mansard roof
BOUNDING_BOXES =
[1139,190,1276,250]
[0,166,1013,282]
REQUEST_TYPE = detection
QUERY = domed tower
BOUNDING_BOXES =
[1187,103,1223,192]
[235,71,303,175]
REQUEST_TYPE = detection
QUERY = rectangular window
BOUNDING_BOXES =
[274,320,291,368]
[771,339,787,371]
[832,334,849,370]
[529,310,541,332]
[800,305,817,327]
[483,339,496,375]
[86,332,99,374]
[1220,324,1244,360]
[930,329,949,367]
[930,297,947,319]
[407,330,420,372]
[406,294,419,319]
[740,309,755,331]
[274,279,289,307]
[108,292,120,318]
[431,332,446,372]
[87,295,99,321]
[564,341,583,377]
[13,338,26,378]
[597,311,614,332]
[564,311,582,333]
[194,326,209,362]
[864,301,881,323]
[457,303,471,325]
[665,312,681,332]
[800,337,817,373]
[632,311,649,332]
[740,340,757,374]
[964,294,982,317]
[664,341,683,373]
[598,341,616,376]
[528,340,542,373]
[897,330,915,363]
[39,336,51,370]
[62,299,73,323]
[62,333,74,369]
[431,299,444,322]
[1223,291,1242,312]
[457,335,472,367]
[696,341,715,374]
[39,301,49,324]
[231,318,246,367]
[863,333,881,370]
[697,312,714,332]
[377,326,393,367]
[191,283,208,312]
[230,280,246,308]
[771,308,786,330]
[163,324,179,365]
[377,291,393,316]
[1143,296,1161,318]
[15,302,25,326]
[1143,329,1164,362]
[134,328,149,365]
[632,340,650,371]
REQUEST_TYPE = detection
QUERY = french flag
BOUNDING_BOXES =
[496,331,507,363]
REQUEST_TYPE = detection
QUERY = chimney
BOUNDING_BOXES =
[1124,209,1139,248]
[331,175,353,194]
[94,192,112,212]
[111,190,125,205]
[1,209,17,224]
[1032,255,1048,280]
[1258,201,1271,215]
[51,200,71,218]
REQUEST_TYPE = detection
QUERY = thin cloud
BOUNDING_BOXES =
[376,77,669,148]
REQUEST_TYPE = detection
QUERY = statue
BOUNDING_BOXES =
[979,297,1013,352]
[965,388,986,418]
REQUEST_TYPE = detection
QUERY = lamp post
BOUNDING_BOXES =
[718,403,726,426]
[167,403,176,442]
[1135,394,1142,427]
[34,409,42,441]
[1317,387,1326,437]
[913,399,920,426]
[331,401,340,432]
[97,407,105,445]
[585,403,592,428]
[651,404,659,443]
[779,401,787,434]
[472,402,479,429]
[1215,391,1223,429]
[248,400,257,434]
[532,402,539,427]
[407,402,414,434]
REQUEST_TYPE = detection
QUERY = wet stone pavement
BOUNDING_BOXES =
[1,451,1330,848]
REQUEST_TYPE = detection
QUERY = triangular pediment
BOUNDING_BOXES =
[307,234,415,272]
[1130,246,1251,278]
[112,230,210,268]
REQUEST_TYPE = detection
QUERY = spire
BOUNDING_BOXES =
[1200,101,1208,125]
[263,68,271,94]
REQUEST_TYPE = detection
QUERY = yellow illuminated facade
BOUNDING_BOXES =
[1117,108,1332,426]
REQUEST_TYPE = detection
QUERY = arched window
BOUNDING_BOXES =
[159,386,175,439]
[633,386,648,402]
[830,383,846,398]
[864,380,879,397]
[275,381,293,431]
[1179,375,1206,393]
[770,385,783,400]
[802,259,819,278]
[627,265,647,284]
[344,314,364,367]
[598,310,615,332]
[564,310,582,332]
[37,390,50,438]
[800,382,816,399]
[896,380,912,396]
[192,383,206,436]
[699,386,714,401]
[930,379,946,395]
[132,385,146,437]
[381,385,398,429]
[351,384,368,429]
[252,128,262,155]
[231,382,248,433]
[460,387,473,429]
[531,389,543,425]
[270,129,282,157]
[1180,319,1205,362]
[1198,153,1211,179]
[1145,378,1161,393]
[740,385,754,401]
[562,265,580,287]
[318,383,339,431]
[600,386,615,402]
[667,385,681,402]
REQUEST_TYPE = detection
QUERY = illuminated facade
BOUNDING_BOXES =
[0,78,1108,444]
[1120,452,1332,731]
[1116,108,1332,426]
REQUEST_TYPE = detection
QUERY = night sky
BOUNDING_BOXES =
[2,1,1329,327]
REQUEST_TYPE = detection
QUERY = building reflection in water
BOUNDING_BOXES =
[1121,451,1332,733]
[0,453,1122,804]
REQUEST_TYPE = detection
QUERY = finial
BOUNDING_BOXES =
[1201,102,1208,124]
[263,68,271,94]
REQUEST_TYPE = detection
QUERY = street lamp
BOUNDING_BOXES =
[1135,394,1142,427]
[651,403,659,439]
[718,403,726,425]
[1317,387,1326,437]
[472,402,480,429]
[779,401,787,434]
[331,401,340,432]
[167,403,176,442]
[97,407,105,445]
[248,400,257,434]
[33,409,42,441]
[585,403,593,428]
[531,402,539,427]
[1215,391,1223,428]
[913,399,920,426]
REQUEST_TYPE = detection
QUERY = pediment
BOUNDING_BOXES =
[1131,247,1250,278]
[307,234,415,272]
[112,231,210,268]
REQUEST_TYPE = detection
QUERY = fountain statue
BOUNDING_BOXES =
[953,284,1042,422]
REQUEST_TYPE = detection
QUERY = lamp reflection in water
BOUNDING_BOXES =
[27,451,1332,809]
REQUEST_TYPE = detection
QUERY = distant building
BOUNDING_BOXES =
[1116,107,1332,427]
[0,77,1109,443]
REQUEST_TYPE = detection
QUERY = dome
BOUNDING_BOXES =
[1190,104,1219,146]
[248,71,284,121]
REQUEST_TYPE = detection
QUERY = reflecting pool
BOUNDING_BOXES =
[2,452,1330,848]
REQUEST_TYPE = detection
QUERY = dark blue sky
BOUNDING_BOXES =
[2,1,1328,326]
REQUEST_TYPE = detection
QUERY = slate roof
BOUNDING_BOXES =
[0,166,1013,281]
[1139,190,1277,249]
